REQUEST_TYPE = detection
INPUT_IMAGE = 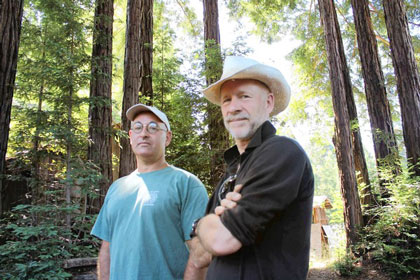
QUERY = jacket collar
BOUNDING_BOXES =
[224,120,276,167]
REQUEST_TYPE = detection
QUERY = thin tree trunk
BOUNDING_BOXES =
[119,0,141,177]
[351,0,399,205]
[65,31,76,229]
[203,0,230,189]
[32,47,45,205]
[347,84,371,205]
[318,0,363,248]
[0,0,24,217]
[139,0,153,104]
[383,0,420,177]
[335,4,371,207]
[88,0,114,210]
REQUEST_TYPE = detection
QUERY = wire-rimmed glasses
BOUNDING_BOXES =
[131,121,167,134]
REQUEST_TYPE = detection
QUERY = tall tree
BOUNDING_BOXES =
[88,0,114,209]
[382,0,420,177]
[0,0,24,216]
[119,0,142,177]
[318,0,363,248]
[350,0,399,202]
[139,0,153,103]
[203,0,230,189]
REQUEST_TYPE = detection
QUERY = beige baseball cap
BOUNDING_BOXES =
[126,104,171,131]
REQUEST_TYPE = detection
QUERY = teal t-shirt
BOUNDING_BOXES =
[91,166,208,280]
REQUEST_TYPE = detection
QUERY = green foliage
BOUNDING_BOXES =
[226,0,300,43]
[0,157,102,279]
[0,207,98,280]
[332,252,362,277]
[2,1,102,278]
[356,164,420,279]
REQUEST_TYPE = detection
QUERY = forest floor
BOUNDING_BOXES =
[307,260,418,280]
[307,263,390,280]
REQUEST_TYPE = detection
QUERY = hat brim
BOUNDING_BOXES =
[202,64,291,116]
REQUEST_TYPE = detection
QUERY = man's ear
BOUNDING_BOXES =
[129,129,133,145]
[266,93,274,114]
[165,131,172,147]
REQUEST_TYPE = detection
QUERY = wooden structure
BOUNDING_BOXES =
[310,195,333,258]
[63,257,97,280]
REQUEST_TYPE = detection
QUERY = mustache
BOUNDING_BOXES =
[224,113,249,123]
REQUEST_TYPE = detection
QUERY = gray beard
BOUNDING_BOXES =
[225,121,259,141]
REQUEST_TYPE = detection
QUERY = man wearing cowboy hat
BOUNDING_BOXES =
[189,56,314,279]
[91,104,208,279]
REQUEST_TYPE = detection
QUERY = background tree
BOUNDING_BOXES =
[1,0,419,278]
[0,0,24,217]
[350,0,399,196]
[119,0,142,177]
[318,0,363,248]
[139,0,153,103]
[88,0,114,210]
[382,0,420,177]
[203,0,230,189]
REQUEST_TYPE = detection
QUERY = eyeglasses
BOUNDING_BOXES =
[131,121,167,134]
[218,174,237,204]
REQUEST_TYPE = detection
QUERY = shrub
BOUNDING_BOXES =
[333,252,362,277]
[356,164,420,279]
[0,158,102,279]
[0,204,99,280]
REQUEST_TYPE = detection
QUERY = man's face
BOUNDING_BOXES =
[220,79,274,141]
[129,112,171,160]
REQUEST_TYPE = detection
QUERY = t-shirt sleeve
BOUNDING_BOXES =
[220,137,313,246]
[91,189,113,242]
[181,176,208,241]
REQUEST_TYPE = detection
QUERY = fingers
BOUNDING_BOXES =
[215,206,225,216]
[214,184,244,216]
[233,184,243,193]
[225,191,241,202]
[221,198,237,209]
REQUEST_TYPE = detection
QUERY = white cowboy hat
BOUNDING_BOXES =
[126,104,171,131]
[202,56,291,116]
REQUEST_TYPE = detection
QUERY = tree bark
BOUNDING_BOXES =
[88,0,114,209]
[119,0,142,177]
[0,0,24,216]
[139,0,153,104]
[203,0,230,189]
[318,0,363,248]
[383,0,420,177]
[351,0,400,205]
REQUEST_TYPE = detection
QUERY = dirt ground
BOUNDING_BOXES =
[307,262,419,280]
[307,265,389,280]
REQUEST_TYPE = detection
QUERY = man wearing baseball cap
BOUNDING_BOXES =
[91,104,208,279]
[189,56,314,279]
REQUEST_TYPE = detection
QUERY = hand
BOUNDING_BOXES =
[215,184,243,216]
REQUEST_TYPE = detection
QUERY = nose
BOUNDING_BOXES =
[138,126,150,138]
[226,96,242,114]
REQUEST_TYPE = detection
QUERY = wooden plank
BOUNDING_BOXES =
[63,257,97,269]
[310,223,323,258]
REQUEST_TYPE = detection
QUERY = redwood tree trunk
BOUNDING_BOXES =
[0,0,24,216]
[139,0,153,104]
[88,0,114,209]
[351,0,399,203]
[119,0,142,177]
[318,0,363,248]
[203,0,230,189]
[383,0,420,177]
